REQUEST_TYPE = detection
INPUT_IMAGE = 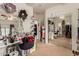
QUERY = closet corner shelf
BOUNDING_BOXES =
[0,41,20,48]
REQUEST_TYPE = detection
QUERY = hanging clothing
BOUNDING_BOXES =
[65,25,72,38]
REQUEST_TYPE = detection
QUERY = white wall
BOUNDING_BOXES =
[13,3,33,33]
[34,13,45,24]
[65,15,72,25]
[34,13,45,40]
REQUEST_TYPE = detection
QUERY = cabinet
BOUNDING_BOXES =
[0,40,20,56]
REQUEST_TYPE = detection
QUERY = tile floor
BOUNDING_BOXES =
[29,37,73,56]
[49,37,72,50]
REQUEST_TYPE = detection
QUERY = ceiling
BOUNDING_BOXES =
[26,3,65,14]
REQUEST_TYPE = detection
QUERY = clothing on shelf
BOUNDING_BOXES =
[34,24,37,36]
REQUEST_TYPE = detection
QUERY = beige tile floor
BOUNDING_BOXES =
[29,38,73,56]
[49,37,72,50]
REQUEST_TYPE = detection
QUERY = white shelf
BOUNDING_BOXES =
[0,41,20,48]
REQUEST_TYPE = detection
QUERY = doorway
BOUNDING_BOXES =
[48,15,72,50]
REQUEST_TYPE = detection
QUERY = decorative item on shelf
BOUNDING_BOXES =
[0,14,8,20]
[18,10,28,21]
[7,46,19,56]
[30,25,34,28]
[31,20,34,24]
[7,15,14,21]
[1,14,7,17]
[2,3,16,13]
[31,16,38,20]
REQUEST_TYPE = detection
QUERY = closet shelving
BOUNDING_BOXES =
[0,40,20,48]
[0,14,20,56]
